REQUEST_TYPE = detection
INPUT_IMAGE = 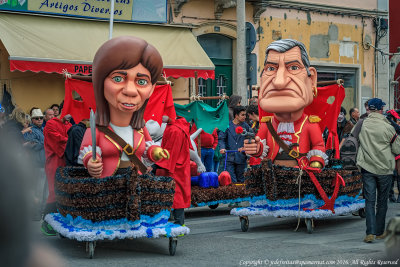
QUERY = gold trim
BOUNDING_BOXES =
[293,116,308,153]
[133,130,144,154]
[111,158,121,176]
[308,115,321,123]
[311,154,324,160]
[105,135,122,151]
[105,135,122,176]
[82,150,92,162]
[271,117,276,157]
[123,143,135,155]
[261,116,272,123]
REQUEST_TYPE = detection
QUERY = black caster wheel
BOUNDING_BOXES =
[240,216,249,232]
[208,204,219,209]
[86,241,95,259]
[359,208,366,218]
[305,218,313,234]
[169,237,177,256]
[58,233,66,239]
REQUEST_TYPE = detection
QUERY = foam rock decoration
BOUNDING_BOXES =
[198,172,211,188]
[209,172,219,188]
[191,176,199,186]
[218,171,232,186]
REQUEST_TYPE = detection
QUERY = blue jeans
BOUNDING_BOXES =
[201,148,214,172]
[361,168,392,236]
[226,162,246,183]
[212,160,220,173]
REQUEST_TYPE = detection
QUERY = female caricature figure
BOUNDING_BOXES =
[79,36,169,178]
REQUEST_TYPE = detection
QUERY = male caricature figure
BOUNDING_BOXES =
[244,39,327,168]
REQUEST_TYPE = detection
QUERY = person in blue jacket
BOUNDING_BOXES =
[219,105,252,183]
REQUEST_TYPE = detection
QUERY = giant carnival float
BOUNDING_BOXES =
[44,38,365,259]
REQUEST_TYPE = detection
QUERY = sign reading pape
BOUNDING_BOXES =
[0,0,167,23]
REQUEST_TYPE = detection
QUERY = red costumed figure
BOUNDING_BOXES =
[156,117,192,225]
[43,117,72,215]
[244,39,328,168]
[78,36,169,179]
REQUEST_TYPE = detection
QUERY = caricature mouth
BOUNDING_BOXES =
[265,88,300,98]
[120,103,137,110]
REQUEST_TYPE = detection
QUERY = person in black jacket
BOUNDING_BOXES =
[64,119,89,166]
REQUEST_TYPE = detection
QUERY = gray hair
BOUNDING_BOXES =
[264,39,311,76]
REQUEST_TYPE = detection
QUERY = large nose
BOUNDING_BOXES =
[272,64,290,89]
[122,80,139,97]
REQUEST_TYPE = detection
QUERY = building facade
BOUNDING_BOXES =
[0,0,390,117]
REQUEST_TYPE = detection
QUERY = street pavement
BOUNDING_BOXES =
[30,202,400,267]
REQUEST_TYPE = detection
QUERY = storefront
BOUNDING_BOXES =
[0,12,214,112]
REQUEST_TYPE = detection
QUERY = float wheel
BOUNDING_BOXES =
[305,218,314,234]
[208,204,219,209]
[169,237,177,256]
[358,208,366,218]
[240,216,249,232]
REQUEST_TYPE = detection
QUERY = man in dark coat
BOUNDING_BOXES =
[219,105,252,183]
[64,119,89,166]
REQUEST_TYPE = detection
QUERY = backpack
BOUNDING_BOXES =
[340,119,364,170]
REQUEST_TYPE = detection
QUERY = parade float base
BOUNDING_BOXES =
[230,195,365,219]
[190,172,265,207]
[51,165,188,258]
[44,211,190,242]
[229,160,365,219]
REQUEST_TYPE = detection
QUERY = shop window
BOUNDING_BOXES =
[198,78,207,97]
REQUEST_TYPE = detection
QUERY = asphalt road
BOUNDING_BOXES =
[30,202,400,267]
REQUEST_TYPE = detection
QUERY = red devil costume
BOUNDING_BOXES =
[156,117,192,209]
[44,117,72,204]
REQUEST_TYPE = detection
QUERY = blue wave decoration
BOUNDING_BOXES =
[231,193,365,218]
[45,210,190,241]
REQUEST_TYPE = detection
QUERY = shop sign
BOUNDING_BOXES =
[0,0,167,23]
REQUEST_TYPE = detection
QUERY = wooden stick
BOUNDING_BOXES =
[317,79,344,86]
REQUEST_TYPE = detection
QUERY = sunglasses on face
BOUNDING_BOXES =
[32,117,43,120]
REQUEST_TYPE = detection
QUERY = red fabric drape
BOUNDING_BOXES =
[258,84,345,158]
[61,78,96,123]
[144,84,176,125]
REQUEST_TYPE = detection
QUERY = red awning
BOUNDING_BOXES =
[9,59,215,79]
[1,13,215,80]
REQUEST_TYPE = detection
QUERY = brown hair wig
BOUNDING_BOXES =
[92,36,163,129]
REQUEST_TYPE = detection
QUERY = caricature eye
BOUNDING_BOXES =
[287,64,303,74]
[263,65,277,76]
[112,76,124,83]
[137,79,148,86]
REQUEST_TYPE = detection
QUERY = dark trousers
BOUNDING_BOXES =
[361,168,392,236]
[173,209,185,226]
[226,162,246,183]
